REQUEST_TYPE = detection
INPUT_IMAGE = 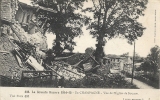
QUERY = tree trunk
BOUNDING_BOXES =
[94,34,104,65]
[94,5,108,65]
[53,34,63,56]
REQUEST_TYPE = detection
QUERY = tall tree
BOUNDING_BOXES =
[83,0,148,63]
[147,45,160,77]
[31,0,90,56]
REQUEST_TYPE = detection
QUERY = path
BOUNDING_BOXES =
[124,77,155,89]
[110,69,155,89]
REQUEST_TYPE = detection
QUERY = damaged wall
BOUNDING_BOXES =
[0,0,48,50]
[0,0,48,80]
[10,23,48,50]
[0,0,18,22]
[13,1,48,50]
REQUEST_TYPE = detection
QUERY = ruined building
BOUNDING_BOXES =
[0,0,57,81]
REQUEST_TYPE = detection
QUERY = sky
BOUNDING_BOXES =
[19,0,160,57]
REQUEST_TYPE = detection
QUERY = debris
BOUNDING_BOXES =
[83,63,92,72]
[25,56,44,71]
[48,61,86,80]
[0,35,29,81]
[15,54,23,67]
[0,51,9,54]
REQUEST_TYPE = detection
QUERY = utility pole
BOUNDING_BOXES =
[131,40,135,84]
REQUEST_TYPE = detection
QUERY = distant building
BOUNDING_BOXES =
[123,56,143,74]
[134,62,143,68]
[103,54,125,70]
[103,55,134,73]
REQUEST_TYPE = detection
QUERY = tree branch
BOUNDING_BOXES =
[106,9,124,29]
[99,0,103,9]
[106,2,118,19]
[92,0,99,12]
[66,0,72,10]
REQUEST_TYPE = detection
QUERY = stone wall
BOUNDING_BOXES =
[0,0,18,22]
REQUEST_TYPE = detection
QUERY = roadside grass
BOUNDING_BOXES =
[121,71,159,89]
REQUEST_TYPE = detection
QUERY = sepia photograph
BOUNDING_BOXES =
[0,0,160,92]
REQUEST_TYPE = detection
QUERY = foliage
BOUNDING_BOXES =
[139,60,151,72]
[83,0,148,62]
[106,74,137,88]
[0,75,19,87]
[65,73,138,88]
[136,45,160,79]
[31,0,90,56]
[146,45,160,76]
[134,74,159,89]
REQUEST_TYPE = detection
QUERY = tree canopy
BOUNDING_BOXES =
[31,0,90,56]
[83,0,148,62]
[147,45,160,73]
[84,0,147,43]
[139,45,160,77]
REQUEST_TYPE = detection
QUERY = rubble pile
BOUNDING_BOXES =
[50,61,85,80]
[64,53,95,65]
[48,61,107,88]
[0,23,47,80]
[97,65,110,76]
[58,48,98,72]
[0,36,29,80]
[49,53,108,87]
[62,53,83,65]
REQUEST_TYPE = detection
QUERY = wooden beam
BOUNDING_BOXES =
[0,51,9,54]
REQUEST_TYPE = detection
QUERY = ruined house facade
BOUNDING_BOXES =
[0,0,56,49]
[0,0,56,80]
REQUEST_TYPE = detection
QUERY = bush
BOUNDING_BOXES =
[0,75,19,87]
[134,74,159,89]
[106,74,137,89]
[62,73,138,88]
